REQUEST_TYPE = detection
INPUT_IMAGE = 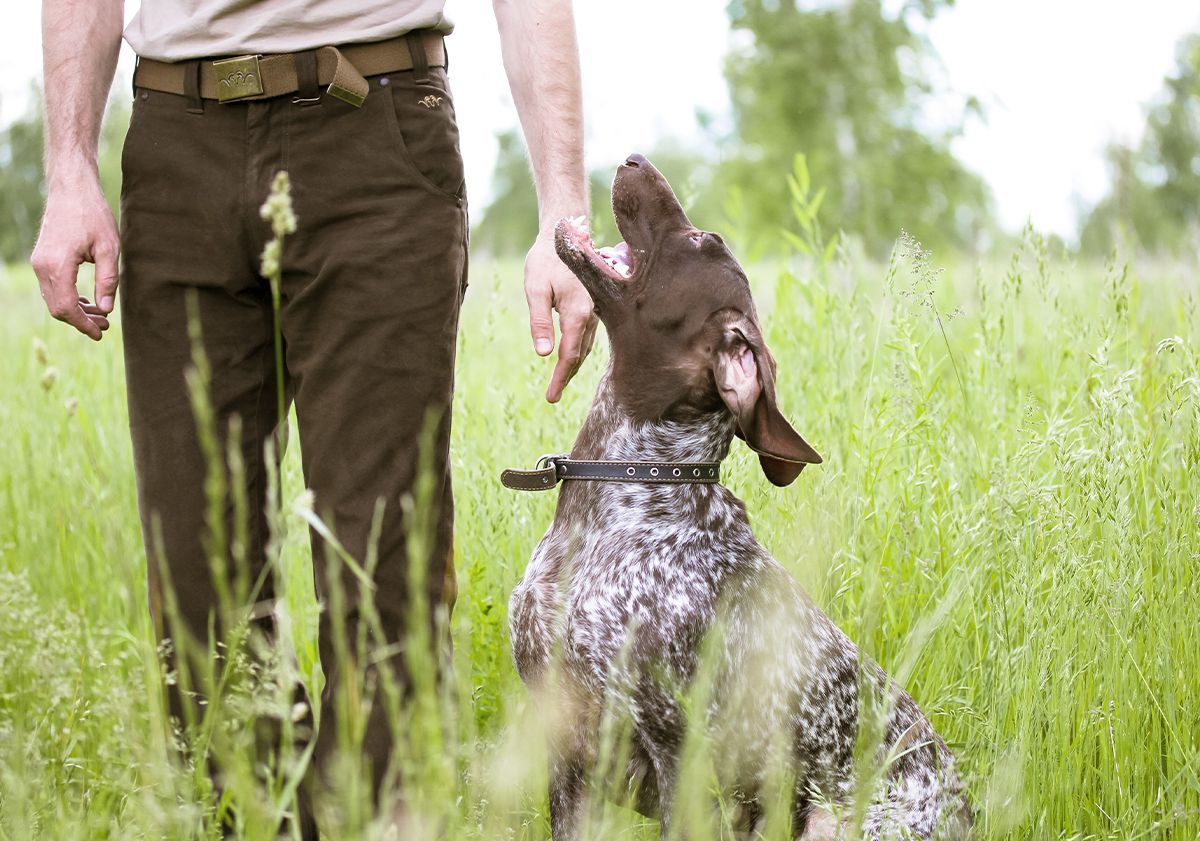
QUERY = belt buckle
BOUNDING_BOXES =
[213,54,264,102]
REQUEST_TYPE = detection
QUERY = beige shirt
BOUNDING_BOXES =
[125,0,453,62]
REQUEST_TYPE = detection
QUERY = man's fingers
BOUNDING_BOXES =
[42,261,102,341]
[545,355,574,404]
[43,260,80,320]
[58,303,103,340]
[65,294,109,335]
[79,298,112,330]
[93,240,120,314]
[527,231,597,400]
[578,314,599,361]
[85,311,111,332]
[526,280,556,357]
[60,300,104,340]
[545,308,592,403]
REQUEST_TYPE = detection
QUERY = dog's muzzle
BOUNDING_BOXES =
[501,454,722,492]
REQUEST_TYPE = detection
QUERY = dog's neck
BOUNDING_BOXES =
[556,365,757,546]
[570,367,736,465]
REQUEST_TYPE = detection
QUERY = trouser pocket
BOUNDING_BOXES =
[380,66,465,201]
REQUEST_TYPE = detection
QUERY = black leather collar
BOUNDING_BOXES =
[501,453,722,492]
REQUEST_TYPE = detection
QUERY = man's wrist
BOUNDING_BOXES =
[46,162,103,197]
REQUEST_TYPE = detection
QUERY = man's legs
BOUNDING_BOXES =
[276,64,467,794]
[120,86,285,730]
[121,48,467,821]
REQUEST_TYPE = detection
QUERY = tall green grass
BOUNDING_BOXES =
[0,213,1197,838]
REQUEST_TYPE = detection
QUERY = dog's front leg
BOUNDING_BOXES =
[631,677,691,838]
[549,747,590,840]
[649,749,680,839]
[547,694,600,841]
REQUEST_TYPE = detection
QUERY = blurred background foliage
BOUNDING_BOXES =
[478,0,1199,261]
[1,1,1198,263]
[0,83,127,264]
[1080,32,1200,256]
[720,0,991,257]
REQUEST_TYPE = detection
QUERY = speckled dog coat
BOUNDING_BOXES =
[509,155,971,840]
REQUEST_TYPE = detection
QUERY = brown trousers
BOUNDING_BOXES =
[119,46,467,797]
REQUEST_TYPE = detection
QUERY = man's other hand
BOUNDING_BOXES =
[524,225,598,403]
[31,180,120,341]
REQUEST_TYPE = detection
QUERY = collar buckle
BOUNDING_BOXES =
[536,452,569,472]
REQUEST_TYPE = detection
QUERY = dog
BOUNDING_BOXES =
[507,154,971,840]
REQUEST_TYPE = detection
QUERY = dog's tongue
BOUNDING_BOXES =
[597,241,633,277]
[597,242,628,261]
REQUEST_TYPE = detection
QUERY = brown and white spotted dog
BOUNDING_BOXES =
[508,154,972,840]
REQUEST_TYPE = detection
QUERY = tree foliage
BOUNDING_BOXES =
[1080,33,1200,256]
[470,130,716,256]
[721,0,991,257]
[475,0,993,257]
[0,87,47,265]
[469,130,541,257]
[0,86,126,265]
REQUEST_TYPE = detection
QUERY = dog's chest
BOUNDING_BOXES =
[510,482,762,689]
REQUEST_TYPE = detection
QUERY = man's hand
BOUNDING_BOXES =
[525,226,598,402]
[31,180,120,341]
[37,0,124,341]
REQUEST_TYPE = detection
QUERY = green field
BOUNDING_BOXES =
[1,231,1197,839]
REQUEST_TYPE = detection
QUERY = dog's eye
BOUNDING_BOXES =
[690,231,725,250]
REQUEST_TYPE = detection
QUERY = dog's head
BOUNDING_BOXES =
[555,154,821,486]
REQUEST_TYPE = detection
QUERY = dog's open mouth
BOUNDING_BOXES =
[559,216,634,280]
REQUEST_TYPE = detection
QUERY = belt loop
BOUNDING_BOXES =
[406,30,430,83]
[131,57,140,99]
[184,60,204,114]
[293,49,321,105]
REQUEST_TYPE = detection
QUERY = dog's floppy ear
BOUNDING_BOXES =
[713,317,822,486]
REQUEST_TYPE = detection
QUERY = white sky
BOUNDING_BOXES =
[2,1,1197,241]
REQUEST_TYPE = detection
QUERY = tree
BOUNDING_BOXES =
[469,129,540,257]
[470,130,716,256]
[0,86,47,264]
[721,0,991,257]
[1080,33,1200,256]
[0,84,127,265]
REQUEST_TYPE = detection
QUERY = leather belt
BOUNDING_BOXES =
[501,454,722,492]
[133,32,446,107]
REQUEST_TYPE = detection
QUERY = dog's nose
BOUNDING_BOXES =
[623,153,648,169]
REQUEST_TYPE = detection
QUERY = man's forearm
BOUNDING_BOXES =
[493,0,596,402]
[493,0,588,227]
[42,0,124,190]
